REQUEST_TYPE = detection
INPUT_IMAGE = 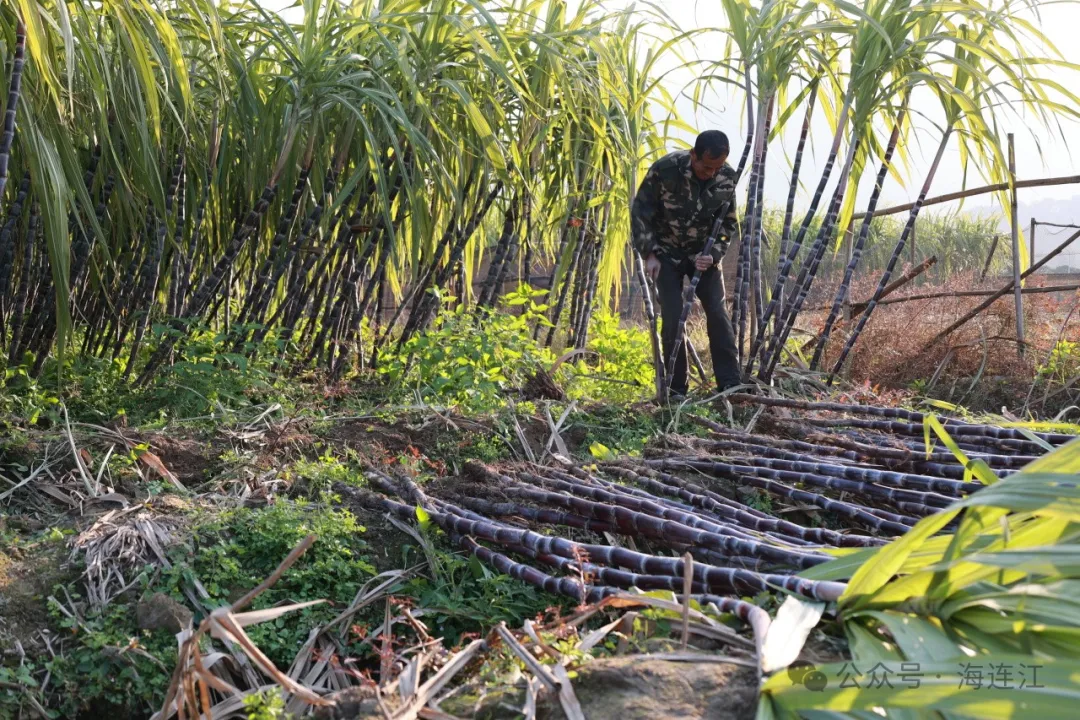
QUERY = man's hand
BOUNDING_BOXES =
[694,253,715,272]
[646,252,661,280]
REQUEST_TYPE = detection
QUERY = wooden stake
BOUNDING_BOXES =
[1008,134,1024,356]
[925,226,1080,349]
[980,234,1000,282]
[1030,217,1036,267]
[680,552,693,651]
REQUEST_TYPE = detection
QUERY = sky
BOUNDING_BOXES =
[619,1,1080,209]
[259,0,1080,252]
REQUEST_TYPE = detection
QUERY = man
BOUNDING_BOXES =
[631,130,741,397]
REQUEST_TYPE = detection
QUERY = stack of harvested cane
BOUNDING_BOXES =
[338,395,1070,645]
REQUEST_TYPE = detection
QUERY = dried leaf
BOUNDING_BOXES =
[138,450,186,491]
[230,600,327,628]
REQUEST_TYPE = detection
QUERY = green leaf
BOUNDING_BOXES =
[762,656,1080,718]
[589,442,615,461]
[841,508,961,608]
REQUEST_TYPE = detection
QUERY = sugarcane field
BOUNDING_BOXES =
[6,0,1080,718]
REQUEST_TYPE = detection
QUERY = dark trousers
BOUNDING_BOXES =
[656,257,741,394]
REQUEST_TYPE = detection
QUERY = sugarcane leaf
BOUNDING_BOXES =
[865,517,1076,606]
[762,656,1080,717]
[231,599,326,628]
[841,508,960,607]
[952,473,1080,520]
[924,415,998,485]
[796,550,875,581]
[854,611,966,661]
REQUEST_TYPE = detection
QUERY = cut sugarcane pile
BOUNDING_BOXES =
[336,395,1071,647]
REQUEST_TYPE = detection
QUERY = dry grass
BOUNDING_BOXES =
[670,271,1080,414]
[802,271,1080,411]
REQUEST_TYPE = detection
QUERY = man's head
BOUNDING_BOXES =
[690,130,730,181]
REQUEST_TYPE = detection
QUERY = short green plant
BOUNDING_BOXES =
[1038,339,1080,385]
[569,405,663,457]
[564,312,653,405]
[243,689,289,720]
[401,524,562,642]
[1,365,60,427]
[434,430,511,466]
[44,599,177,718]
[158,501,376,667]
[287,450,364,495]
[382,286,556,414]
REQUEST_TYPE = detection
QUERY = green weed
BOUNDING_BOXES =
[564,312,654,405]
[243,689,289,720]
[286,450,365,495]
[567,405,663,457]
[382,286,556,414]
[400,531,563,643]
[158,501,376,668]
[44,600,177,718]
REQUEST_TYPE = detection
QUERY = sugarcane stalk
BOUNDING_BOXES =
[0,20,26,207]
[7,200,36,363]
[506,472,827,568]
[777,84,818,298]
[501,539,710,595]
[602,463,884,547]
[237,156,313,333]
[478,200,517,307]
[738,93,773,359]
[747,96,853,374]
[760,137,859,381]
[137,124,298,385]
[545,204,591,347]
[166,168,187,318]
[69,145,103,303]
[652,456,951,510]
[448,495,619,535]
[491,234,519,307]
[339,481,846,603]
[332,201,409,378]
[812,107,906,370]
[646,458,925,528]
[574,239,602,348]
[725,394,1067,444]
[124,150,186,378]
[0,172,30,319]
[828,129,954,379]
[681,431,978,482]
[402,180,503,345]
[795,415,1061,451]
[122,217,167,379]
[635,250,666,398]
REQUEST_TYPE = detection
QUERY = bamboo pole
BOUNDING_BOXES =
[866,282,1080,307]
[854,174,1080,219]
[924,226,1080,349]
[1009,134,1024,357]
[847,255,936,314]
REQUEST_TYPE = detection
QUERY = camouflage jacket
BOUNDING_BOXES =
[631,150,738,264]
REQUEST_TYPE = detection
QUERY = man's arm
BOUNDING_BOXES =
[631,166,663,258]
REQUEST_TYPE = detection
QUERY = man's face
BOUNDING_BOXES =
[690,149,727,181]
